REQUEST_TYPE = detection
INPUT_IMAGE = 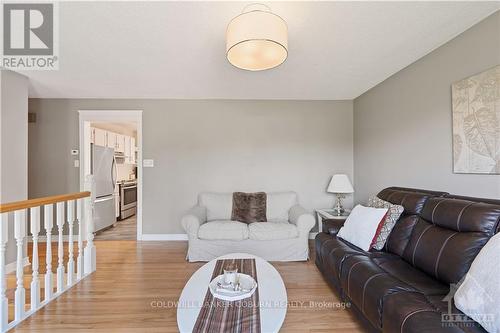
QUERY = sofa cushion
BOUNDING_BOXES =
[231,192,267,223]
[314,233,365,291]
[198,220,249,240]
[266,191,298,221]
[321,236,365,274]
[382,292,444,333]
[339,255,416,329]
[198,193,233,221]
[248,221,298,240]
[402,198,500,285]
[384,215,419,256]
[420,198,500,234]
[325,237,367,270]
[339,255,375,296]
[382,292,487,333]
[402,219,490,285]
[372,256,449,296]
[377,187,447,216]
[314,233,398,293]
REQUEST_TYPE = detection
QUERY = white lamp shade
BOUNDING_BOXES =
[327,174,354,194]
[226,8,288,71]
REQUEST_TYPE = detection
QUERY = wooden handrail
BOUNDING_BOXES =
[0,191,91,214]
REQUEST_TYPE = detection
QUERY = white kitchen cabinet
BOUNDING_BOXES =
[124,136,131,163]
[130,137,136,164]
[91,127,135,162]
[115,134,125,153]
[93,128,107,147]
[106,131,116,149]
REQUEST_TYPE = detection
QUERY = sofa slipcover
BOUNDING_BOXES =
[182,191,315,262]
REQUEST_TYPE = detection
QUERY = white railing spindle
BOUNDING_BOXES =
[44,204,53,301]
[30,206,41,310]
[0,189,93,331]
[84,175,96,275]
[0,214,8,331]
[76,199,84,280]
[67,200,75,286]
[56,202,65,293]
[14,210,26,321]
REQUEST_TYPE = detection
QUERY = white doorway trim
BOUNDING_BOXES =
[78,110,143,241]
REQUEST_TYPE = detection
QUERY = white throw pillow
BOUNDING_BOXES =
[337,205,388,251]
[198,192,233,221]
[266,192,298,221]
[454,233,500,333]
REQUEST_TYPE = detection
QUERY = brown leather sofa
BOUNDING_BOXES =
[315,187,500,333]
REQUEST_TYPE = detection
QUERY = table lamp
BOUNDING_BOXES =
[327,174,354,216]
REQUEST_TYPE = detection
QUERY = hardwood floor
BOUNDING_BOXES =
[12,240,365,332]
[94,215,137,240]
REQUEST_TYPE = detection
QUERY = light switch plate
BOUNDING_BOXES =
[143,159,154,167]
[74,160,80,168]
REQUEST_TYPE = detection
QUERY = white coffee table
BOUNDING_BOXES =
[177,253,287,333]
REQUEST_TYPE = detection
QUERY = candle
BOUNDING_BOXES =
[223,263,238,285]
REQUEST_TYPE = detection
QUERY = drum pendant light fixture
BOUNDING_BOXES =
[226,4,288,71]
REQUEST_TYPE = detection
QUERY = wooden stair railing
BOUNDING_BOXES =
[0,175,96,332]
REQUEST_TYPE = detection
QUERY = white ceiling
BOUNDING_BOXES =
[20,1,500,100]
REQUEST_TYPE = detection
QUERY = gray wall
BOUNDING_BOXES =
[1,70,28,264]
[353,11,500,203]
[28,99,353,234]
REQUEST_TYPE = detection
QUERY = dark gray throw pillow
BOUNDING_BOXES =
[231,192,267,224]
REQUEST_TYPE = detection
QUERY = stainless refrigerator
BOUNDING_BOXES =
[92,145,117,232]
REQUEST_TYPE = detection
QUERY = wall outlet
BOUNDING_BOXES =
[71,149,79,155]
[143,159,154,168]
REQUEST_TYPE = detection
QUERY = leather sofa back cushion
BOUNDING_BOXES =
[385,215,419,257]
[231,192,267,223]
[421,198,500,233]
[377,188,432,215]
[402,198,500,284]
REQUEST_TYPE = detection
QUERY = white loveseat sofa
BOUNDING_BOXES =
[181,192,315,262]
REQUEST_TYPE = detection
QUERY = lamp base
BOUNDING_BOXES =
[333,194,346,216]
[332,207,345,216]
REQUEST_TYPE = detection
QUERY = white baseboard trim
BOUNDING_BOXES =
[139,234,188,241]
[309,232,318,240]
[6,257,30,274]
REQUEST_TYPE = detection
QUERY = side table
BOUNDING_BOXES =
[315,209,351,233]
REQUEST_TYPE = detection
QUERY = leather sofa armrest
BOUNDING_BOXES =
[289,204,315,238]
[181,205,207,239]
[323,218,346,235]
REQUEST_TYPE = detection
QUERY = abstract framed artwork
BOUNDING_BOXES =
[452,65,500,174]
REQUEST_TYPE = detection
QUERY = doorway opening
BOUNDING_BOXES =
[78,110,143,241]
